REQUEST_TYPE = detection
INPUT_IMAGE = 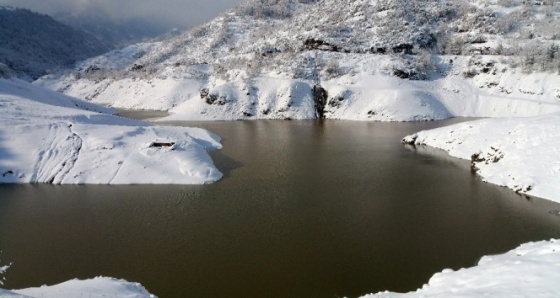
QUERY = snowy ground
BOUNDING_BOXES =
[403,113,560,204]
[363,239,560,298]
[0,78,222,184]
[0,277,156,298]
[36,54,560,122]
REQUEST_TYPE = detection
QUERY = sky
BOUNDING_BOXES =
[0,0,242,29]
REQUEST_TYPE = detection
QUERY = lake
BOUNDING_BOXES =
[1,117,560,297]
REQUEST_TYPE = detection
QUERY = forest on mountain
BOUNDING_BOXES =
[0,6,109,80]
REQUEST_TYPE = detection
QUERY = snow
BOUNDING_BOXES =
[163,76,317,120]
[36,53,560,122]
[4,0,560,296]
[76,42,159,71]
[0,277,156,298]
[0,78,222,184]
[362,239,560,298]
[32,0,560,122]
[3,240,559,298]
[403,113,560,203]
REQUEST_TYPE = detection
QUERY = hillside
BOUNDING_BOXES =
[0,78,222,184]
[36,0,560,120]
[0,7,110,80]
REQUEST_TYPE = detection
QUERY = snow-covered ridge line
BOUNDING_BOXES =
[0,78,222,185]
[0,7,109,80]
[362,239,560,297]
[402,112,560,203]
[36,0,560,121]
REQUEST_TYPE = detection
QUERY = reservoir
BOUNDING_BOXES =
[1,118,560,297]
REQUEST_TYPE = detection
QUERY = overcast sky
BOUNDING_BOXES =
[0,0,242,28]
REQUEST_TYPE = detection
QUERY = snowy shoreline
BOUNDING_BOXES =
[0,78,222,185]
[3,0,560,295]
[402,113,560,204]
[3,240,559,297]
[0,277,157,298]
[362,239,560,298]
[4,78,560,297]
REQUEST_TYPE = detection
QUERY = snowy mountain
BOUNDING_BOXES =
[364,239,560,297]
[0,7,110,80]
[37,0,560,121]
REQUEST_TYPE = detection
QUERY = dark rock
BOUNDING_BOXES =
[328,95,345,108]
[200,88,209,99]
[149,141,175,148]
[200,88,228,105]
[131,64,144,71]
[471,152,486,163]
[85,65,100,73]
[303,38,340,52]
[313,85,328,119]
[392,44,414,54]
[393,68,414,79]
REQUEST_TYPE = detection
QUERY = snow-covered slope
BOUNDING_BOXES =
[0,7,109,80]
[36,0,560,121]
[1,277,156,298]
[403,113,560,203]
[3,240,558,298]
[0,78,222,184]
[363,239,560,298]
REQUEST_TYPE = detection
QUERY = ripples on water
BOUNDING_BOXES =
[1,118,559,297]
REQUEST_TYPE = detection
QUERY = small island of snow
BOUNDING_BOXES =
[0,78,222,185]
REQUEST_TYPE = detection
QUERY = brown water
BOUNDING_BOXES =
[1,119,560,298]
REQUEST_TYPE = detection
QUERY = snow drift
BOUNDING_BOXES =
[0,78,222,184]
[403,113,560,203]
[0,277,156,298]
[363,239,560,297]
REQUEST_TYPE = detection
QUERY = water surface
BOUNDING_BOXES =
[1,119,559,297]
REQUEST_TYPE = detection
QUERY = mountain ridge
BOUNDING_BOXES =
[36,0,560,121]
[0,6,110,80]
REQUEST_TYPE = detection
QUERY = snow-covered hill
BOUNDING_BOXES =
[0,7,110,80]
[363,239,560,298]
[36,0,560,121]
[403,112,560,203]
[1,277,156,298]
[3,240,559,298]
[0,78,222,184]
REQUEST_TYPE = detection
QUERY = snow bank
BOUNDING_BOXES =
[3,240,560,297]
[403,113,560,203]
[164,77,317,120]
[37,54,560,122]
[1,277,156,298]
[0,78,222,184]
[362,239,560,298]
